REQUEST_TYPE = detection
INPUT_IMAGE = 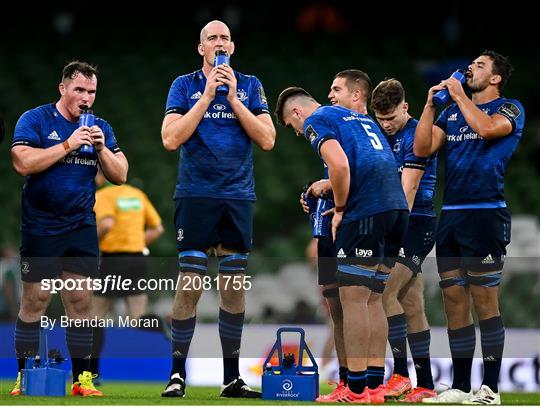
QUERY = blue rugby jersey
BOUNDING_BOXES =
[386,118,437,216]
[13,103,120,236]
[304,105,407,224]
[434,98,525,209]
[165,69,270,201]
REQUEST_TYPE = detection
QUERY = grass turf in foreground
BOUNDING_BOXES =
[0,381,538,405]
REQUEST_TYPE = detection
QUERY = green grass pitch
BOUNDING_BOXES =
[0,381,538,405]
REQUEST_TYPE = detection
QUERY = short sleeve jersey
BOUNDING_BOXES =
[94,184,161,253]
[165,69,270,201]
[304,105,407,224]
[435,98,525,209]
[13,103,120,236]
[386,118,437,216]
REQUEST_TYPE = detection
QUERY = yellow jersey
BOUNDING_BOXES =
[94,184,161,253]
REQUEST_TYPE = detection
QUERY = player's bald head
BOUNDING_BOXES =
[200,20,231,43]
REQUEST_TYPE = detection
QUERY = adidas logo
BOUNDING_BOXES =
[47,131,61,140]
[232,349,240,355]
[190,91,202,99]
[392,347,402,354]
[484,356,496,362]
[337,249,346,258]
[481,254,495,264]
[448,113,458,121]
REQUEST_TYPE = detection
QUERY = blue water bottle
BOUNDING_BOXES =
[302,182,317,229]
[214,49,230,96]
[313,195,334,239]
[432,69,467,107]
[78,106,95,154]
[302,192,317,229]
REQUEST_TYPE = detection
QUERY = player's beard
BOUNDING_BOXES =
[467,77,489,94]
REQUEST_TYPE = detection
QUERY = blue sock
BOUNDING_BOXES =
[14,317,40,371]
[347,370,367,395]
[448,324,475,392]
[219,308,244,385]
[480,316,504,393]
[339,366,349,385]
[367,365,385,389]
[388,313,409,377]
[66,326,93,383]
[171,317,196,380]
[408,330,434,390]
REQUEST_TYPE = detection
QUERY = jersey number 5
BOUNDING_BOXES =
[361,123,383,150]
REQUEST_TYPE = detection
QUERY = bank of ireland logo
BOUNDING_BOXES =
[282,379,293,391]
[177,229,184,242]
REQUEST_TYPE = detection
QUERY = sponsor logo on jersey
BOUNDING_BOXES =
[213,104,226,111]
[258,86,267,105]
[117,197,142,211]
[498,102,521,120]
[47,131,61,140]
[203,111,237,119]
[305,125,318,144]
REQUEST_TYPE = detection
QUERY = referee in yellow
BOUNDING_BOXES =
[90,170,165,381]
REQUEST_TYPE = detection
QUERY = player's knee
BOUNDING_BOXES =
[218,253,248,274]
[21,292,49,315]
[179,250,208,274]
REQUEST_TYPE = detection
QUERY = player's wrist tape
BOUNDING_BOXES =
[335,206,345,213]
[62,140,70,153]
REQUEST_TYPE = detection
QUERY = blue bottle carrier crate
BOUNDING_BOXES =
[261,327,319,401]
[21,328,66,396]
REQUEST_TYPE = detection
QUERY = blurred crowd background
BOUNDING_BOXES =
[0,2,538,327]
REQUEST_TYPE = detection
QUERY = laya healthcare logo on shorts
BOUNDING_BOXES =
[355,248,373,257]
